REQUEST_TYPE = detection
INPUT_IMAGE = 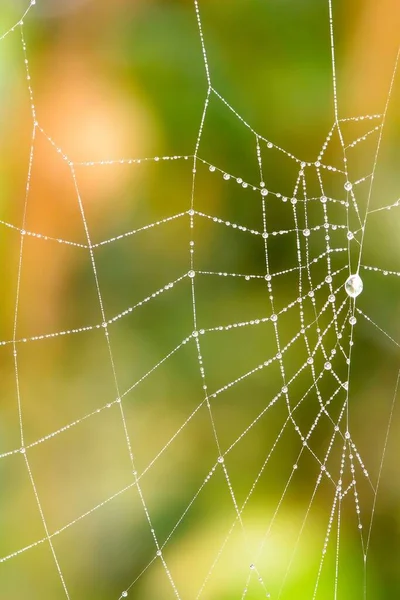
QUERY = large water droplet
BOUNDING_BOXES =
[345,274,363,298]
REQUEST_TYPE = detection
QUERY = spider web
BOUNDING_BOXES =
[0,0,399,598]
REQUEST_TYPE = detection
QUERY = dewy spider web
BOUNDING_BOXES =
[0,0,399,598]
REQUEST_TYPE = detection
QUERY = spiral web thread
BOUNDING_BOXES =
[0,1,399,598]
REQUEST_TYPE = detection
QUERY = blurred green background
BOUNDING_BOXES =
[0,0,400,598]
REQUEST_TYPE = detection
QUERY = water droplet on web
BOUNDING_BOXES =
[223,173,230,180]
[347,231,354,240]
[261,188,268,197]
[325,275,332,284]
[209,165,216,172]
[320,195,327,203]
[329,294,335,303]
[345,274,363,298]
[270,314,278,322]
[188,270,195,278]
[349,316,357,325]
[324,361,332,370]
[303,229,310,237]
[344,181,352,191]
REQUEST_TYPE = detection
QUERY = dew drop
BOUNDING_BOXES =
[345,274,363,298]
